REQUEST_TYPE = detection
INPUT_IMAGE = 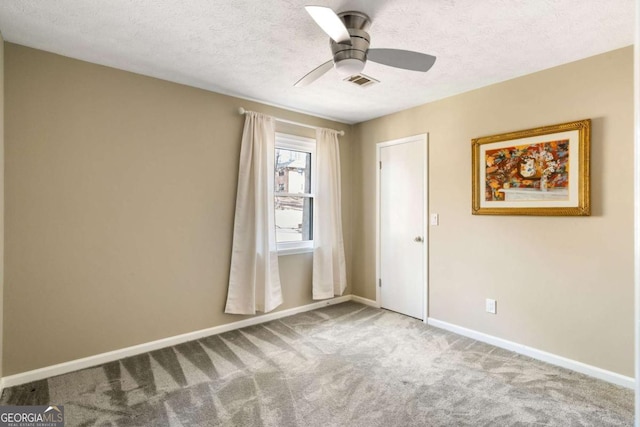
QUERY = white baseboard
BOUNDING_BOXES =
[1,295,352,389]
[350,295,379,307]
[4,298,631,391]
[427,317,634,389]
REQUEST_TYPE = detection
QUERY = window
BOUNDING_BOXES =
[274,133,315,255]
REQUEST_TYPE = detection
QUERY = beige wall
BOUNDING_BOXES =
[352,46,634,376]
[3,43,353,375]
[0,32,4,381]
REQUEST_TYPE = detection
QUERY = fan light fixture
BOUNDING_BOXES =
[334,58,365,77]
[295,7,437,87]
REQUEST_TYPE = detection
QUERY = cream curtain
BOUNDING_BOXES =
[225,112,283,314]
[312,128,347,299]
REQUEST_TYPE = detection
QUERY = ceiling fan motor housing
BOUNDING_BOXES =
[331,12,371,76]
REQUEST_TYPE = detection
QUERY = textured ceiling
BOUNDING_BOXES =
[0,0,634,124]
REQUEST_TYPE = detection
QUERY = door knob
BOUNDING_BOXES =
[414,236,423,242]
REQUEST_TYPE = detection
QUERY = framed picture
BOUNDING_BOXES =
[472,119,590,216]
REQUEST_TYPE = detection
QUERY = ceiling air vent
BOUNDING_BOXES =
[344,73,379,87]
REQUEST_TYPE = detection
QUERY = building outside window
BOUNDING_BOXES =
[274,133,315,255]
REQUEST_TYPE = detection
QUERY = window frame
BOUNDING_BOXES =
[274,133,316,256]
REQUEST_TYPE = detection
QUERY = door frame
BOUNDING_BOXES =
[375,133,429,322]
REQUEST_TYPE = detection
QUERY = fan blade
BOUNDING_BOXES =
[294,60,334,87]
[367,48,436,72]
[305,6,352,45]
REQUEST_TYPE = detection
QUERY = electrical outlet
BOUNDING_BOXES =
[485,298,497,314]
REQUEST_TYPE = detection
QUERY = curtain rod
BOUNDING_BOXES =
[238,107,345,136]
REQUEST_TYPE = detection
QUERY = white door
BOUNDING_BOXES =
[378,135,427,320]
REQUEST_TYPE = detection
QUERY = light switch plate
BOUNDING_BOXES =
[430,213,439,226]
[486,298,497,314]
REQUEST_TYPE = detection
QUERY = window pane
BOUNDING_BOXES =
[275,149,311,194]
[275,196,313,242]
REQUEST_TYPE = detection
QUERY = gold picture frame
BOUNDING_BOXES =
[472,119,590,216]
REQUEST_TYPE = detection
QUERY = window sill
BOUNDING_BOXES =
[278,246,314,256]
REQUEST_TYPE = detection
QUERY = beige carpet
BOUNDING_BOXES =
[1,301,633,426]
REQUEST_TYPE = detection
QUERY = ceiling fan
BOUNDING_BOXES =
[295,6,436,87]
